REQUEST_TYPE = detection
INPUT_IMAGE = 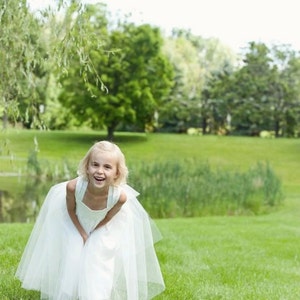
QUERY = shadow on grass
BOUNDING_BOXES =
[61,132,148,144]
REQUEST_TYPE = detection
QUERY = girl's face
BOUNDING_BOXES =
[86,151,119,189]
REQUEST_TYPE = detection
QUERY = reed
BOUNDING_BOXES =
[129,160,283,217]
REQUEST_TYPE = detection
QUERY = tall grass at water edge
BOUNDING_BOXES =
[1,130,292,219]
[2,150,284,219]
[130,160,283,217]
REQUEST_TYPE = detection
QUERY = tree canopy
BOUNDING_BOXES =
[59,7,174,139]
[1,1,300,138]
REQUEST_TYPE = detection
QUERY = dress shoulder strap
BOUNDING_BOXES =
[75,176,88,203]
[107,185,121,209]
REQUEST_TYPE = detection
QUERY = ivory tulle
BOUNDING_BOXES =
[15,177,165,300]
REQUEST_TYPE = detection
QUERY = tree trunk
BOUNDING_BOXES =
[2,111,8,130]
[106,126,115,141]
[274,119,280,137]
[202,117,208,135]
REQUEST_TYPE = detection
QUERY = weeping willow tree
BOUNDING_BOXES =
[0,0,107,129]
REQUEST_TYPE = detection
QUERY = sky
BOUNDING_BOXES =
[28,0,300,53]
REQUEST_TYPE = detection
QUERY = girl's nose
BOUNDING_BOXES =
[97,166,104,173]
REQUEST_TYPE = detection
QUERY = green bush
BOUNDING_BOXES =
[128,160,284,218]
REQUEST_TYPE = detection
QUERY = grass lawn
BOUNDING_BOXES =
[1,129,299,190]
[1,203,300,299]
[157,211,300,299]
[1,129,300,299]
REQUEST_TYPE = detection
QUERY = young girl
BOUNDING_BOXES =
[16,141,165,300]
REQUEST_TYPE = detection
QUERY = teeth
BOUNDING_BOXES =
[95,177,104,181]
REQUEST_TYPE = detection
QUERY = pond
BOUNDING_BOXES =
[0,175,58,223]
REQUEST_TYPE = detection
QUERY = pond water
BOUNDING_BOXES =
[0,175,58,223]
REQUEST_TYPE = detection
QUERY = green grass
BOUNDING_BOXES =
[1,202,300,299]
[0,224,40,299]
[1,129,300,191]
[156,205,300,299]
[1,129,300,299]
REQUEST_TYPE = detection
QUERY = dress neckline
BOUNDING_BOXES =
[80,185,112,212]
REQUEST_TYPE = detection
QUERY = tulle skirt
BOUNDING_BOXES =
[15,182,165,300]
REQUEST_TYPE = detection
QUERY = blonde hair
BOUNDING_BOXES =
[77,141,128,185]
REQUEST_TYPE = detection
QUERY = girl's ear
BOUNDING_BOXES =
[114,169,120,180]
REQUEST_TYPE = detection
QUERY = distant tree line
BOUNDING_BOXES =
[1,0,300,139]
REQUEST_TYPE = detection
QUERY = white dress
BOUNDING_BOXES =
[15,176,165,300]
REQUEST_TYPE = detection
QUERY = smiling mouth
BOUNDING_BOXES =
[94,177,105,182]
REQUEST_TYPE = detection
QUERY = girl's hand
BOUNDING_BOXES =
[82,233,89,244]
[66,179,89,244]
[94,191,127,229]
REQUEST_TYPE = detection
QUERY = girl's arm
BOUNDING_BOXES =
[94,191,127,230]
[66,179,89,243]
